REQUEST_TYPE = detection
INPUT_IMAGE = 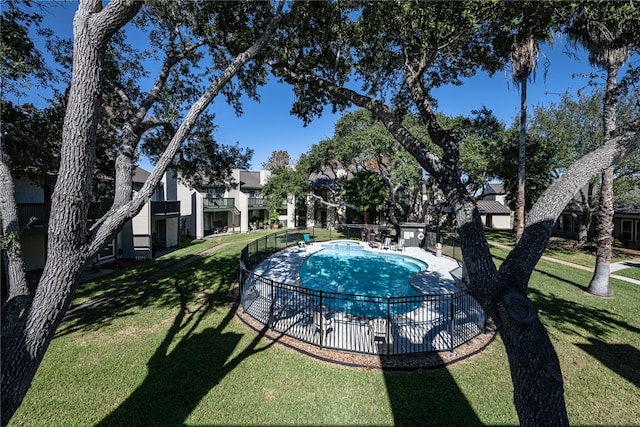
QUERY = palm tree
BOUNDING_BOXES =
[342,170,388,227]
[510,33,538,243]
[570,6,634,297]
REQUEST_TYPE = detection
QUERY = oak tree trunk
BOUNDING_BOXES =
[1,2,284,423]
[283,71,639,425]
[1,2,143,424]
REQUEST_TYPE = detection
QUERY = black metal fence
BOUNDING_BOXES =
[425,231,463,263]
[239,230,485,355]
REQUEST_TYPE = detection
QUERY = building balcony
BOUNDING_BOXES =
[16,203,51,228]
[151,200,181,218]
[248,197,269,209]
[203,197,236,211]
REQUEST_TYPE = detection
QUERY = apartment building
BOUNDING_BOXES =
[177,169,296,237]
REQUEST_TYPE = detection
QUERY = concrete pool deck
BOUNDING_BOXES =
[240,240,487,357]
[251,240,464,294]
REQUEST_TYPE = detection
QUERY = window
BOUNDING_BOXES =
[153,184,164,201]
[563,215,573,232]
[621,219,633,241]
[555,217,563,231]
[98,239,115,261]
[207,187,224,199]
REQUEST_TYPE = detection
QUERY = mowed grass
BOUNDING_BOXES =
[613,263,640,281]
[484,230,634,267]
[9,233,640,426]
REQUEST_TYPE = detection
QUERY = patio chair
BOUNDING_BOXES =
[382,237,391,250]
[313,309,332,335]
[368,317,388,346]
[303,233,313,245]
[395,238,405,252]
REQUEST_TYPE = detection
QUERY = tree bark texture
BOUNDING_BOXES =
[588,166,614,297]
[1,1,143,424]
[587,60,620,298]
[0,131,29,304]
[0,129,31,351]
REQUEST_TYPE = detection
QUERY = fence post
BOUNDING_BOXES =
[449,293,455,354]
[268,279,274,327]
[319,292,324,348]
[386,297,391,355]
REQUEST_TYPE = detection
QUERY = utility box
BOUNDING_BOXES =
[398,222,426,248]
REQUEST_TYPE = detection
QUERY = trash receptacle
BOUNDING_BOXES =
[435,242,442,257]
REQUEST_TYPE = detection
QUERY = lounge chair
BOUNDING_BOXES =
[382,237,391,250]
[313,309,332,335]
[368,317,387,346]
[303,233,313,245]
[395,238,405,252]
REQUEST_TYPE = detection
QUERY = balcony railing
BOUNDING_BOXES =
[248,197,287,209]
[0,203,51,234]
[248,197,268,208]
[15,203,51,228]
[151,200,180,217]
[203,197,235,211]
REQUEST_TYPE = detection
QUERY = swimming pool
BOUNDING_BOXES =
[240,231,487,356]
[321,240,365,252]
[299,246,428,317]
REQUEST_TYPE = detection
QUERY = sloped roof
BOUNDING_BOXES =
[133,167,150,184]
[484,182,505,195]
[309,168,354,188]
[477,200,512,215]
[615,203,640,215]
[239,171,262,190]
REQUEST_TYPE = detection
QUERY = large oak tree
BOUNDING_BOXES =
[0,0,285,423]
[270,1,640,425]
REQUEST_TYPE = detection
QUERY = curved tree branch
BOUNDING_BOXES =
[501,118,640,291]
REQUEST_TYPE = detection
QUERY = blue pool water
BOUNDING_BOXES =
[321,240,363,251]
[299,246,427,317]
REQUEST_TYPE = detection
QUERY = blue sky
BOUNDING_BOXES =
[19,2,639,171]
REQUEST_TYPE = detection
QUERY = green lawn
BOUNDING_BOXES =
[484,231,635,268]
[613,264,640,281]
[9,232,640,426]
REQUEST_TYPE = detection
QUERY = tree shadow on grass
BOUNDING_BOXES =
[492,252,590,293]
[56,251,240,338]
[528,288,640,338]
[95,279,277,427]
[576,338,640,388]
[383,361,486,426]
[52,248,279,426]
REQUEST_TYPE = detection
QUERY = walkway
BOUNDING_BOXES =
[65,236,243,321]
[487,241,640,286]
